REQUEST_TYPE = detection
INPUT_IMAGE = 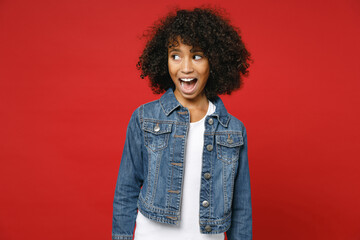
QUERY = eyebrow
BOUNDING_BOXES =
[190,48,203,53]
[168,49,181,53]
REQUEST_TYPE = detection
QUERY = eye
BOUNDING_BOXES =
[171,54,180,60]
[193,55,203,60]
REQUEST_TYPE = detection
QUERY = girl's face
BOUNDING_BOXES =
[168,39,210,105]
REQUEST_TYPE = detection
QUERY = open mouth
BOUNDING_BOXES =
[179,78,198,93]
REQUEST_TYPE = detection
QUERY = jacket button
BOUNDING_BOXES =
[204,172,211,180]
[206,145,213,151]
[202,200,209,207]
[208,118,213,125]
[205,225,212,232]
[154,124,160,132]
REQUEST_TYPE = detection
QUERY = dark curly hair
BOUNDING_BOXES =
[137,7,251,99]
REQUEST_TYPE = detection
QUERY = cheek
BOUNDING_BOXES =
[168,67,175,79]
[200,63,210,78]
[201,60,210,72]
[168,65,178,83]
[168,61,176,77]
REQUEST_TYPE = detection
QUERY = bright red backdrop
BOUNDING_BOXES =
[1,0,359,239]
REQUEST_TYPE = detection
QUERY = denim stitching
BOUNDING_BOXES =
[144,131,171,152]
[150,150,163,205]
[143,119,177,124]
[209,136,213,219]
[112,235,133,240]
[139,194,178,214]
[199,211,232,224]
[230,154,237,211]
[166,161,174,209]
[145,150,151,202]
[140,105,151,203]
[138,205,179,225]
[223,160,228,213]
[178,111,189,215]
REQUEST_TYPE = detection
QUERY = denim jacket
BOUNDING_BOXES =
[112,88,252,240]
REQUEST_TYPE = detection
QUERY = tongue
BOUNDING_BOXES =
[182,80,196,91]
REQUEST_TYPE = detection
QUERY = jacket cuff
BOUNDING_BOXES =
[112,234,133,240]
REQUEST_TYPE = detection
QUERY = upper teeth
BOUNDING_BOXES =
[180,78,195,82]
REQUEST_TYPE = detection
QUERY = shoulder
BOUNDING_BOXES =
[228,114,245,129]
[142,99,162,111]
[139,99,164,120]
[212,96,246,133]
[225,113,247,138]
[129,98,165,123]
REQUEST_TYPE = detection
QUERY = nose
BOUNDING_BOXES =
[180,57,194,73]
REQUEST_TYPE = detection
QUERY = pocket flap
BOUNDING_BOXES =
[216,133,243,147]
[143,121,172,134]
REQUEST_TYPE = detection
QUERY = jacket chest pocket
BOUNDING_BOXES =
[216,133,243,164]
[143,121,172,152]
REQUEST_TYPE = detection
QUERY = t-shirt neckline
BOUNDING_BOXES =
[190,100,215,126]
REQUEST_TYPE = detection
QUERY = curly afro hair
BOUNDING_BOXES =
[137,7,251,100]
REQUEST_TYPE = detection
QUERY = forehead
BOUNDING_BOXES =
[168,37,202,52]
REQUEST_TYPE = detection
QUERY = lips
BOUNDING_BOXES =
[179,78,198,94]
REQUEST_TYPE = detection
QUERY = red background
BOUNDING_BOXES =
[1,0,359,239]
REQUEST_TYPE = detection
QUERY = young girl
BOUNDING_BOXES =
[112,8,252,240]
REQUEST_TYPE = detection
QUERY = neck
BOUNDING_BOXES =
[174,92,209,122]
[174,90,208,107]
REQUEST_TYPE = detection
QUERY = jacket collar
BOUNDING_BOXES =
[160,88,230,127]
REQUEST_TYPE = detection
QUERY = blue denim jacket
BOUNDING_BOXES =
[112,88,252,240]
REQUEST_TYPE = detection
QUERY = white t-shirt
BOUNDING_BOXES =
[134,101,224,240]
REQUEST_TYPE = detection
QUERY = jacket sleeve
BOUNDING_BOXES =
[112,107,144,240]
[226,126,252,240]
